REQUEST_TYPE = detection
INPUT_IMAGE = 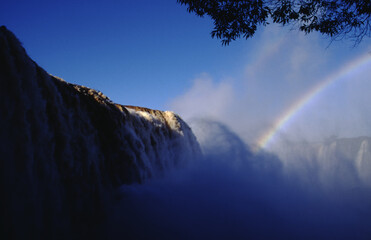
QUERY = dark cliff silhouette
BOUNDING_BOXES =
[0,26,201,239]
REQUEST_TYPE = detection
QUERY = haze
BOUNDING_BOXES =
[2,1,371,239]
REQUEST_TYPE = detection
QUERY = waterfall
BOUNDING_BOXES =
[0,26,201,239]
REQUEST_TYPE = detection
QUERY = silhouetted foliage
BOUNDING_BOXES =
[178,0,371,45]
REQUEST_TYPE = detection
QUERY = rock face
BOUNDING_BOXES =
[0,26,201,239]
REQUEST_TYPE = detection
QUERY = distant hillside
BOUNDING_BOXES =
[0,26,201,239]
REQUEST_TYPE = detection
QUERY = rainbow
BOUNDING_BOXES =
[256,52,371,150]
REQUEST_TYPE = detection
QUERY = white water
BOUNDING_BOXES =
[2,25,371,239]
[0,26,201,239]
[108,119,371,239]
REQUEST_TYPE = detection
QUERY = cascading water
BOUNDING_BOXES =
[0,26,201,239]
[272,136,371,189]
[356,139,371,185]
[2,25,371,240]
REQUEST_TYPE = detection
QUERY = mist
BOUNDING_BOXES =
[103,27,371,239]
[3,1,371,238]
[107,119,371,239]
[170,26,371,145]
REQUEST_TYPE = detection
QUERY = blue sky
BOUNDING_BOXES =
[2,0,371,144]
[1,0,249,108]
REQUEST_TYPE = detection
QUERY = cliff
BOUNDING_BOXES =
[0,26,201,239]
